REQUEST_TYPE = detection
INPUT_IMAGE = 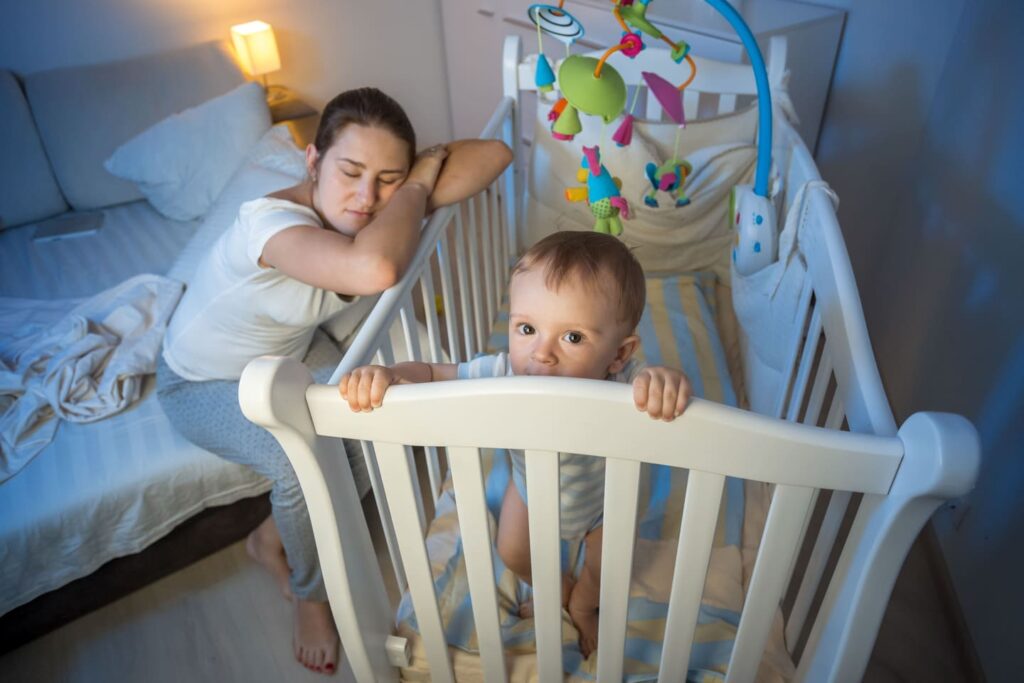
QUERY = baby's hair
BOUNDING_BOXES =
[512,231,646,330]
[313,87,416,168]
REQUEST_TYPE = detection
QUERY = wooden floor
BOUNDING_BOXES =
[1,511,980,682]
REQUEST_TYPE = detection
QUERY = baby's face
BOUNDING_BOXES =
[507,266,633,379]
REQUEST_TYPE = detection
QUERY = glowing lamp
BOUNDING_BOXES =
[231,20,281,86]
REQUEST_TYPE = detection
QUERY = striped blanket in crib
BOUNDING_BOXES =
[396,274,794,681]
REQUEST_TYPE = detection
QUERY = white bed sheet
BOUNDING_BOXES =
[0,200,271,615]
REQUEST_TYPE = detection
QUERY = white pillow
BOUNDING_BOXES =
[167,125,305,284]
[105,82,271,221]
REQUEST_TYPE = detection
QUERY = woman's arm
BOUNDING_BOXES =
[261,182,432,295]
[427,139,513,211]
[262,146,448,295]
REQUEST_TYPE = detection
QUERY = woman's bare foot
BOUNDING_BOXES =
[293,598,340,675]
[245,516,293,600]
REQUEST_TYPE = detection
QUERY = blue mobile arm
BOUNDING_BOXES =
[704,0,772,198]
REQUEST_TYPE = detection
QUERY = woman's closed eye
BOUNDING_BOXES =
[343,171,400,185]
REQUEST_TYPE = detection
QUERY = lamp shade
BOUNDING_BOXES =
[231,20,281,76]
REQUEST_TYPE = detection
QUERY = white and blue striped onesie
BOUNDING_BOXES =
[457,352,644,541]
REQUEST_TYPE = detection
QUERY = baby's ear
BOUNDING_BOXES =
[607,334,641,374]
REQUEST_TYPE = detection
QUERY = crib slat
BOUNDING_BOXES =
[419,271,444,364]
[399,293,422,363]
[726,485,816,683]
[417,275,446,502]
[658,471,727,683]
[501,110,518,256]
[786,398,850,649]
[436,233,462,364]
[448,447,509,683]
[493,178,509,294]
[786,308,823,423]
[719,92,738,115]
[367,337,413,592]
[478,192,496,333]
[596,458,641,681]
[773,281,814,419]
[465,195,487,352]
[524,449,564,681]
[375,440,455,683]
[684,90,699,122]
[781,349,835,583]
[488,183,504,311]
[802,347,833,427]
[646,87,664,121]
[453,209,477,359]
[360,440,407,594]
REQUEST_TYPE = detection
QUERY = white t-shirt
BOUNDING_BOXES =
[163,198,358,381]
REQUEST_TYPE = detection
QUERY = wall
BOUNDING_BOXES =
[0,0,453,145]
[816,0,1022,679]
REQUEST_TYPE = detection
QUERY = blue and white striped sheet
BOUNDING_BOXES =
[394,274,797,681]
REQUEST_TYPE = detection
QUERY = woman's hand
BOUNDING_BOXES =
[404,144,449,195]
[632,367,693,421]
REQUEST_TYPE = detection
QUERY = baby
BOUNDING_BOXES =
[340,230,691,657]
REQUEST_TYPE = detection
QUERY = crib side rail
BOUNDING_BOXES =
[308,378,902,492]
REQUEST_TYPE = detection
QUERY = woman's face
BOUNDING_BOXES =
[306,123,411,237]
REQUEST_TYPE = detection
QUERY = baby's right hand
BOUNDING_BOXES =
[339,365,403,412]
[405,144,448,194]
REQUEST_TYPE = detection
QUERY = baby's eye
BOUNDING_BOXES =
[563,331,584,344]
[516,323,535,335]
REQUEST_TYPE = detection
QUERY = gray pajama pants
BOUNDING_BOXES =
[156,329,350,602]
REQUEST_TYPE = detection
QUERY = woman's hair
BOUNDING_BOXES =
[512,231,646,330]
[313,87,416,167]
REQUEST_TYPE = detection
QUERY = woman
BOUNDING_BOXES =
[156,87,512,675]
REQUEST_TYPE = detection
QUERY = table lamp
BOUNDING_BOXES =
[231,20,281,93]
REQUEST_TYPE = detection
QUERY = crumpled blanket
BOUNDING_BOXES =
[0,274,184,481]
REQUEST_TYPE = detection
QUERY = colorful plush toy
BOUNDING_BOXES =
[644,158,693,208]
[565,146,630,235]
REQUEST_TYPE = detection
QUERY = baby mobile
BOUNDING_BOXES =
[528,0,776,263]
[528,0,698,236]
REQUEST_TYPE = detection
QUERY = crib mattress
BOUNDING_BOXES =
[0,201,273,615]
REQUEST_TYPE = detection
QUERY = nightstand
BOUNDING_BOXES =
[266,85,319,148]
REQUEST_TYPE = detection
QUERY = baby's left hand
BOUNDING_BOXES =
[632,367,692,421]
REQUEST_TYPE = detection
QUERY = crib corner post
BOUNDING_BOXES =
[240,357,399,682]
[795,412,979,683]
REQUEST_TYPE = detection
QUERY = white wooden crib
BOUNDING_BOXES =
[239,35,980,683]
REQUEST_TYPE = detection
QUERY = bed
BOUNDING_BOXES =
[241,33,980,683]
[0,41,373,645]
